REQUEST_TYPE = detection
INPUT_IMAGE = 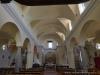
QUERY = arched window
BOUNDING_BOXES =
[2,44,6,51]
[96,43,100,50]
[48,41,53,49]
[78,3,86,14]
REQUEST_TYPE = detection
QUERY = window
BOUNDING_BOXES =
[2,45,6,51]
[48,41,53,49]
[80,51,82,62]
[78,3,86,14]
[68,21,72,31]
[96,43,100,50]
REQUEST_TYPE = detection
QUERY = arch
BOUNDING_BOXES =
[37,27,65,39]
[0,22,22,68]
[0,22,22,34]
[33,19,66,33]
[0,22,23,46]
[22,38,33,68]
[38,33,64,45]
[33,23,66,38]
[0,22,24,57]
[22,38,31,50]
[1,22,20,37]
[37,31,65,40]
[80,20,100,39]
[79,20,100,69]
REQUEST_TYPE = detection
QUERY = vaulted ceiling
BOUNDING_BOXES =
[12,0,90,45]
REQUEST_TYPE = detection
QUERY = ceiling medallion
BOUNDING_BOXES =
[1,0,89,6]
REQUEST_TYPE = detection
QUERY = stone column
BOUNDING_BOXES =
[67,45,75,68]
[26,48,33,69]
[15,46,22,72]
[37,46,43,65]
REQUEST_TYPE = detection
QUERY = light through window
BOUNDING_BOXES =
[48,41,53,49]
[2,45,6,51]
[96,43,100,50]
[78,3,86,14]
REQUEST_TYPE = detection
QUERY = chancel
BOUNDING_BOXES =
[0,0,100,75]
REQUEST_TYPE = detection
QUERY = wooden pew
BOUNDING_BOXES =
[56,66,75,75]
[11,66,44,75]
[56,66,100,75]
[0,66,44,75]
[0,68,15,75]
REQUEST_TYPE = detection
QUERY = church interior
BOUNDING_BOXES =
[0,0,100,75]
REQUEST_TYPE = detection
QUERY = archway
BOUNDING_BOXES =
[22,38,32,68]
[80,20,100,39]
[0,22,22,68]
[70,36,89,69]
[80,20,100,68]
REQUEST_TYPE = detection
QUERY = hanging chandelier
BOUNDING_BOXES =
[0,0,89,6]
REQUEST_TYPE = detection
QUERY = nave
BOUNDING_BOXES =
[0,0,100,75]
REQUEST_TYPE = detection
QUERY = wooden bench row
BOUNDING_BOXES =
[0,67,100,75]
